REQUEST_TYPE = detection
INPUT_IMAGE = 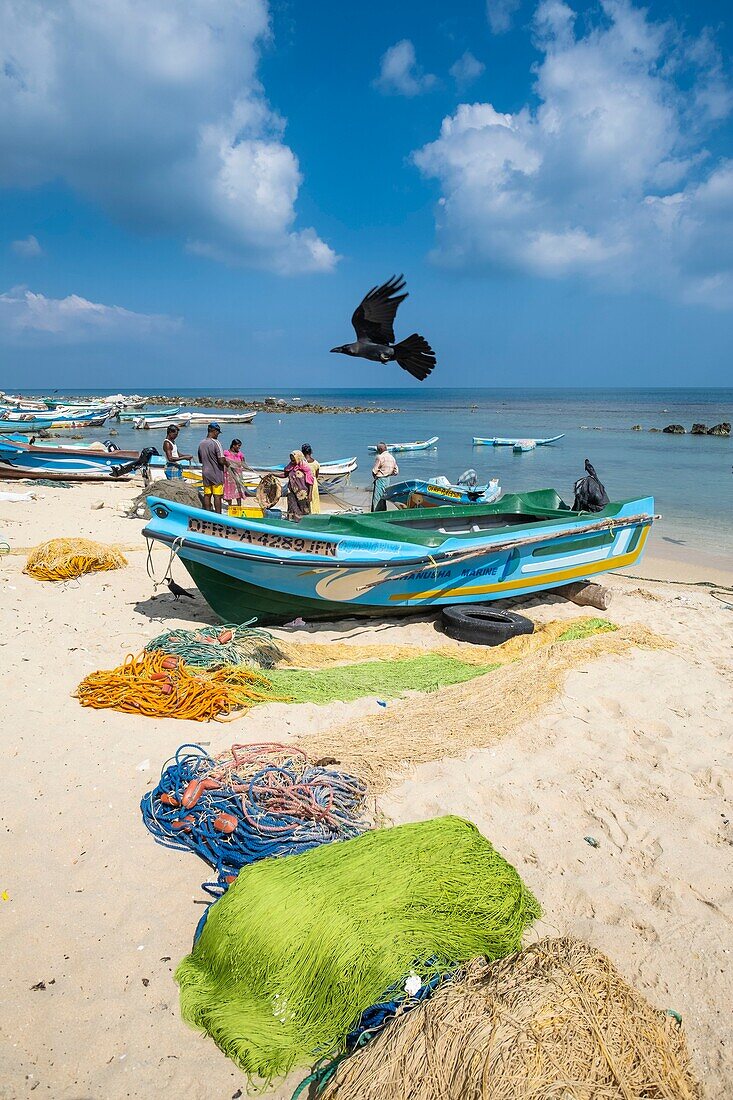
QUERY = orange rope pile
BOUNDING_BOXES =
[75,652,280,721]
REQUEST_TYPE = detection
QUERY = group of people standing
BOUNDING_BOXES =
[162,422,321,520]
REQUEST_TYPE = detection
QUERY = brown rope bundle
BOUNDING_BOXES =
[75,652,279,721]
[319,937,699,1100]
[24,537,127,581]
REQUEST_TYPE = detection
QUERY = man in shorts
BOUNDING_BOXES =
[198,422,225,513]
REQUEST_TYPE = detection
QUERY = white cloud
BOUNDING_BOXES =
[0,0,336,274]
[486,0,521,35]
[415,0,733,307]
[11,234,43,257]
[374,40,437,98]
[0,286,180,341]
[449,52,485,90]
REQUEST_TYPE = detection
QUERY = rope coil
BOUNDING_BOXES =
[140,742,370,894]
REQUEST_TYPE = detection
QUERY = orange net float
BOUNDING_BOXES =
[75,652,283,722]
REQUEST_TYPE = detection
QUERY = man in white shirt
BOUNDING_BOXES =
[371,442,399,511]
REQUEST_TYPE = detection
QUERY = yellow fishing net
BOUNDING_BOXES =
[24,538,127,581]
[305,624,670,792]
[277,617,616,670]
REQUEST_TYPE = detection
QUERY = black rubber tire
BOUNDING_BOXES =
[441,606,535,647]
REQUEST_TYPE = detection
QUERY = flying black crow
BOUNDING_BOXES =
[330,275,436,381]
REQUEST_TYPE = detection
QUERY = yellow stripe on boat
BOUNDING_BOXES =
[389,526,649,602]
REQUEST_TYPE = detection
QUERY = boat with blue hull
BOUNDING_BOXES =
[142,490,655,625]
[367,437,438,453]
[472,434,564,447]
[384,478,501,508]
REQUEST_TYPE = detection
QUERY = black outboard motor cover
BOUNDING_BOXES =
[103,439,120,452]
[110,446,160,479]
[573,459,610,512]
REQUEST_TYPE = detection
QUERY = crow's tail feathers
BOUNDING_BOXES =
[393,333,436,381]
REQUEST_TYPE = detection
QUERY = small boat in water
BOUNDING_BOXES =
[0,414,56,431]
[185,411,257,425]
[367,436,439,453]
[134,413,193,430]
[117,406,178,422]
[472,434,565,448]
[143,488,655,624]
[384,477,501,508]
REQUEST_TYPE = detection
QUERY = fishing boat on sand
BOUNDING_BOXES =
[143,489,655,624]
[384,477,501,508]
[0,435,139,466]
[472,434,565,448]
[0,451,134,481]
[367,437,438,453]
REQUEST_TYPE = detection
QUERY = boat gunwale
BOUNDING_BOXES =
[143,498,655,572]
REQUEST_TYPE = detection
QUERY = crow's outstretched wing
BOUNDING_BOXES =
[351,275,407,344]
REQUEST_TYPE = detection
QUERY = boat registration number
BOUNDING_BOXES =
[188,517,338,557]
[426,484,462,499]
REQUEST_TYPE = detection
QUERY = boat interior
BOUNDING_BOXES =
[158,489,637,550]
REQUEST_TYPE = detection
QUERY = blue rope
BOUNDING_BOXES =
[140,743,368,897]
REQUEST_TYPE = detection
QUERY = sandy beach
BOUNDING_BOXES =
[1,477,732,1099]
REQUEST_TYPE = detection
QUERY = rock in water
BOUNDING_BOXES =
[631,424,642,430]
[663,424,685,434]
[707,422,731,436]
[691,423,707,434]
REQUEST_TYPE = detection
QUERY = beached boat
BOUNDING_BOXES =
[143,489,655,624]
[146,455,357,493]
[472,434,565,447]
[0,452,133,481]
[134,413,193,429]
[0,436,141,467]
[367,436,438,453]
[384,477,501,509]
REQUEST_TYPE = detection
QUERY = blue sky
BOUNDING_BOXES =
[1,0,732,389]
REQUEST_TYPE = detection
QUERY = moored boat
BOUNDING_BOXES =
[134,413,193,429]
[184,411,257,425]
[118,406,179,422]
[0,415,56,431]
[367,436,438,453]
[142,489,656,625]
[472,434,565,447]
[384,477,501,508]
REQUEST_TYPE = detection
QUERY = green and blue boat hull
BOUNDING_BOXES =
[143,491,654,625]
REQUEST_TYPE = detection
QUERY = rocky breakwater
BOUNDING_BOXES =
[661,422,730,435]
[144,395,400,414]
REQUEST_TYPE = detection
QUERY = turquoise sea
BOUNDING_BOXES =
[13,387,733,562]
